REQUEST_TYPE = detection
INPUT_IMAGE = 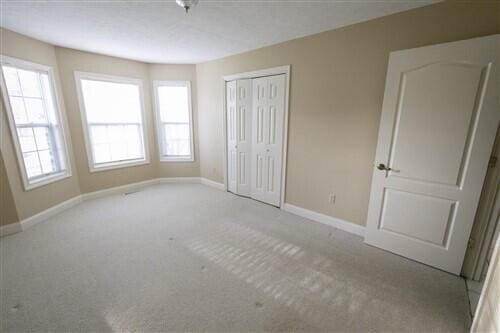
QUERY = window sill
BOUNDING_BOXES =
[25,171,72,191]
[89,159,150,173]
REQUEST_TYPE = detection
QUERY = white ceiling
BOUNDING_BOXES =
[1,0,437,64]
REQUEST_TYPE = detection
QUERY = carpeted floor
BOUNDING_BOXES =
[0,183,470,332]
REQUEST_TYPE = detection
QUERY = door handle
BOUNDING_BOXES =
[377,163,392,171]
[266,149,270,152]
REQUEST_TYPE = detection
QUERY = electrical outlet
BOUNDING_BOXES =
[329,193,336,204]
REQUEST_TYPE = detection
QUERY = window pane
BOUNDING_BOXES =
[23,152,42,178]
[89,124,143,165]
[17,128,36,152]
[158,86,189,123]
[34,127,50,150]
[81,79,142,124]
[164,123,191,156]
[10,97,28,124]
[90,125,108,144]
[2,66,22,95]
[80,76,146,167]
[18,69,42,98]
[38,149,56,174]
[24,98,47,123]
[41,74,58,124]
[93,143,111,164]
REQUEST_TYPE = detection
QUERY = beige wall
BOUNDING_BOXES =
[0,150,18,226]
[0,28,81,220]
[195,1,500,227]
[148,64,200,177]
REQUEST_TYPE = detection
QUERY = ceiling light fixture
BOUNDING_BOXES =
[176,0,199,13]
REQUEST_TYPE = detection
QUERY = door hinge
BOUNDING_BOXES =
[489,156,497,168]
[468,238,475,249]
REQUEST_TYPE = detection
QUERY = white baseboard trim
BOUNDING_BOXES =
[282,203,365,237]
[0,222,22,237]
[4,178,365,240]
[21,195,83,231]
[81,179,160,201]
[1,177,227,238]
[200,177,225,191]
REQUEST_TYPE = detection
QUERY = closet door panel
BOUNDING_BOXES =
[235,79,252,196]
[226,80,237,193]
[251,75,285,206]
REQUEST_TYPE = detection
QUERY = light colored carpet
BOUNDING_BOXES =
[0,183,470,332]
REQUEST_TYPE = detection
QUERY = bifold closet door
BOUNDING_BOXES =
[226,79,252,196]
[251,74,286,206]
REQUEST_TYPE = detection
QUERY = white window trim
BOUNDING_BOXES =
[153,80,195,162]
[0,55,72,191]
[74,71,150,172]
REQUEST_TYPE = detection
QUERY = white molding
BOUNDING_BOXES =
[81,178,160,201]
[282,203,365,237]
[200,177,225,190]
[0,222,22,237]
[20,195,83,230]
[222,65,291,207]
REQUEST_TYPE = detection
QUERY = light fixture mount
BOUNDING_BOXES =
[176,0,199,13]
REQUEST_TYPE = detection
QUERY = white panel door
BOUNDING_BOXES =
[226,80,237,194]
[226,79,252,196]
[365,35,500,274]
[235,79,252,196]
[251,74,286,206]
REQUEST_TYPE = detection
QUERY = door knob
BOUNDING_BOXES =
[266,149,270,152]
[377,163,392,171]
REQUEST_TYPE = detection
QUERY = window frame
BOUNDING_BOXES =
[153,80,194,162]
[0,55,72,191]
[74,71,150,172]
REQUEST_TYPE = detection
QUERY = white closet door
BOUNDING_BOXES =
[226,79,252,196]
[235,79,252,196]
[251,74,286,206]
[226,80,237,193]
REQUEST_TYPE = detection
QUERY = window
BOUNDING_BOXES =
[154,81,194,161]
[0,56,70,190]
[75,72,149,171]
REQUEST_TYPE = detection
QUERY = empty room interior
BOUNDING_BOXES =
[0,0,499,332]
